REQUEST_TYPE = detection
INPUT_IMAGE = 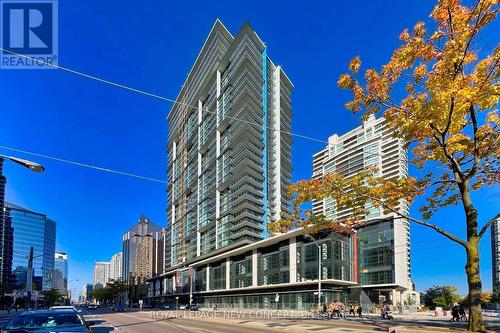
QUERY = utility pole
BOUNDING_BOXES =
[27,246,33,308]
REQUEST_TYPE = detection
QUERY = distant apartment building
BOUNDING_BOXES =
[0,158,13,286]
[492,215,500,293]
[53,252,68,293]
[122,214,161,283]
[6,202,56,291]
[312,115,413,305]
[110,252,122,281]
[93,261,110,288]
[166,19,292,268]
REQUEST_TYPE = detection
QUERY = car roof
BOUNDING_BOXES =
[15,309,80,316]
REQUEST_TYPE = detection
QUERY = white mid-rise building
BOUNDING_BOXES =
[110,252,122,281]
[93,261,110,288]
[312,115,414,306]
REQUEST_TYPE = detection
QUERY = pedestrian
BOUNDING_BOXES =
[451,305,459,322]
[458,306,467,321]
[357,305,362,317]
[349,304,355,317]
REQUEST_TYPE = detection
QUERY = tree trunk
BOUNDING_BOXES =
[462,183,485,332]
[465,240,484,332]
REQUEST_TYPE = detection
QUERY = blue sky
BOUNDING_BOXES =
[0,0,498,297]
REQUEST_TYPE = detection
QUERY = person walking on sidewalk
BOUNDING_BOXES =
[357,305,363,317]
[349,304,355,317]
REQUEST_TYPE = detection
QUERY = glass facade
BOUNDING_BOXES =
[258,241,289,286]
[147,231,353,310]
[197,289,345,311]
[0,159,14,286]
[357,221,395,285]
[230,252,252,288]
[296,234,352,283]
[209,260,226,290]
[6,203,56,291]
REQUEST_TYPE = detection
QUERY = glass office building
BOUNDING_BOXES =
[6,203,56,291]
[0,158,14,286]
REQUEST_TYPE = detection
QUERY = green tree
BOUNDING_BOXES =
[44,289,62,307]
[423,285,462,308]
[106,279,128,304]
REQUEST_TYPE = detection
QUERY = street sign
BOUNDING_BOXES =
[139,299,143,304]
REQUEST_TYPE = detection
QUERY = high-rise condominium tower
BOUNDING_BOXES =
[312,115,412,303]
[167,20,292,267]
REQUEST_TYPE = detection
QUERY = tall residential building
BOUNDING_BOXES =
[122,214,161,283]
[53,252,68,293]
[93,261,110,287]
[6,202,56,291]
[166,19,292,267]
[110,252,122,281]
[133,236,156,284]
[491,215,500,293]
[0,158,14,286]
[312,115,412,305]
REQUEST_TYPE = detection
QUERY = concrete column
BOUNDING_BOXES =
[206,265,210,291]
[252,249,258,286]
[225,257,230,290]
[289,237,297,283]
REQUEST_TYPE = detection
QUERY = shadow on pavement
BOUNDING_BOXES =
[91,327,115,333]
[113,317,178,328]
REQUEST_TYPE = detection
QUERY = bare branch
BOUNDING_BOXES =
[478,213,499,239]
[370,196,467,247]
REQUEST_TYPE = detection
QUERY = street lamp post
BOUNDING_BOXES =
[305,234,322,310]
[0,155,45,173]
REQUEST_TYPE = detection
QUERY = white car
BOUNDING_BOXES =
[50,306,80,312]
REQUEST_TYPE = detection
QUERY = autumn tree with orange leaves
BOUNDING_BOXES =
[269,0,499,331]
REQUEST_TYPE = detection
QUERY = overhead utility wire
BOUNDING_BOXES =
[0,145,167,184]
[0,48,386,156]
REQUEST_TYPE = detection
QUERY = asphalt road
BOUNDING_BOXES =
[88,310,286,333]
[86,309,500,333]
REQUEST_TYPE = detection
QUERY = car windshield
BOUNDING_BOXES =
[6,313,85,330]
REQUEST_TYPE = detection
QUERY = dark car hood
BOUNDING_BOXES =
[4,326,89,333]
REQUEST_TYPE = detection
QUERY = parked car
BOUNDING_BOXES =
[50,306,81,313]
[3,309,92,333]
[112,304,125,312]
[87,304,98,310]
[181,304,199,311]
[159,303,175,310]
